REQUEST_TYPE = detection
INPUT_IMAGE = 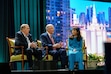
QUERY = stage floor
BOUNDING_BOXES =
[0,63,105,74]
[11,68,105,74]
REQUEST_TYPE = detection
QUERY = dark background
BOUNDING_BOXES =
[0,0,46,62]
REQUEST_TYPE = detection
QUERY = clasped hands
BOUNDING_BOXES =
[30,41,38,48]
[73,49,76,52]
[53,42,63,48]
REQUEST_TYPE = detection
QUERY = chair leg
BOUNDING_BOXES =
[9,62,14,70]
[9,62,12,69]
[84,61,88,70]
[85,61,88,69]
[9,62,17,70]
[22,60,24,70]
[74,62,78,70]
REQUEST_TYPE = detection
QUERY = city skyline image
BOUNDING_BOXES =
[70,0,111,22]
[70,0,111,56]
[45,0,111,56]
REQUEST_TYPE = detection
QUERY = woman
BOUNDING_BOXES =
[68,27,84,71]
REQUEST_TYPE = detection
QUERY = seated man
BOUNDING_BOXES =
[40,24,67,69]
[14,24,42,69]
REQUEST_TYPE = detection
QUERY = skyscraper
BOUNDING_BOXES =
[108,7,111,28]
[46,0,70,42]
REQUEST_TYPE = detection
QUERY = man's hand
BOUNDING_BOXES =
[30,42,38,48]
[53,43,62,48]
[59,41,64,48]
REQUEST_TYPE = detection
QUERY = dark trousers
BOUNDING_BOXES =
[25,48,42,68]
[49,48,67,69]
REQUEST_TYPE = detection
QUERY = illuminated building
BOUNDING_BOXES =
[71,4,109,56]
[46,0,70,42]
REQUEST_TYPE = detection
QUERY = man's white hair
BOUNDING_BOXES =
[45,24,54,31]
[20,24,28,30]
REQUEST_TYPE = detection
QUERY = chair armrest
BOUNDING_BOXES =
[10,46,24,58]
[84,47,87,53]
[10,46,24,49]
[84,47,87,49]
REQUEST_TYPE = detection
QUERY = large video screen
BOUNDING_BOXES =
[70,0,111,56]
[45,0,111,69]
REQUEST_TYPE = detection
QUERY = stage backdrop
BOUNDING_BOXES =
[0,0,46,62]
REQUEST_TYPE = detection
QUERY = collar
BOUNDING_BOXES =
[47,32,52,37]
[21,31,27,37]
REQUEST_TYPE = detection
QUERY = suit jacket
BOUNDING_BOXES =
[14,31,33,54]
[40,32,58,50]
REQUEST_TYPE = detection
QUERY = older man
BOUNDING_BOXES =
[40,24,67,69]
[15,24,42,69]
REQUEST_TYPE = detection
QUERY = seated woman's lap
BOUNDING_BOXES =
[68,52,83,62]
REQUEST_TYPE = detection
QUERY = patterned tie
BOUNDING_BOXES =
[50,35,55,44]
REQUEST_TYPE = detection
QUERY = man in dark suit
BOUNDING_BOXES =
[15,24,42,69]
[40,24,67,69]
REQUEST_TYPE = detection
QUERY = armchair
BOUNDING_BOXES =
[37,40,53,61]
[6,37,34,70]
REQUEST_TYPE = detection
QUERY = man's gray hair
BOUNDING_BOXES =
[20,24,28,30]
[45,24,54,31]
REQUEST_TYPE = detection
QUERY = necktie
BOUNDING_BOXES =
[50,35,55,44]
[49,35,56,50]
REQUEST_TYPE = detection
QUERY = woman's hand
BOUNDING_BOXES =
[73,49,76,52]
